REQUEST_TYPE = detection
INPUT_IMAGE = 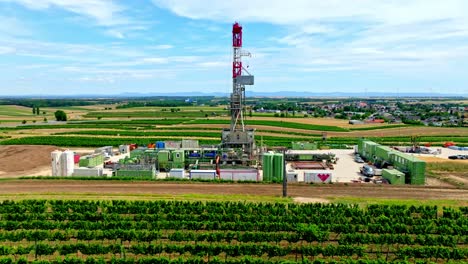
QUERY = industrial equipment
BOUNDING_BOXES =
[221,22,256,159]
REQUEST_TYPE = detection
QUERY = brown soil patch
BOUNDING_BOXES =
[0,145,62,178]
[0,181,467,202]
[425,177,455,187]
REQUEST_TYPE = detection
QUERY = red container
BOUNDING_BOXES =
[74,154,80,164]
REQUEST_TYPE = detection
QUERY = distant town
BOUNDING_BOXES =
[251,98,467,127]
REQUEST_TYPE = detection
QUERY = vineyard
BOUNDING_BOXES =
[0,200,466,264]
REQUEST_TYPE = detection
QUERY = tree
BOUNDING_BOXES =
[22,120,27,124]
[32,107,36,115]
[36,107,40,115]
[54,110,67,121]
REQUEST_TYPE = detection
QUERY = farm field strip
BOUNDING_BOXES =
[84,111,228,118]
[0,200,466,263]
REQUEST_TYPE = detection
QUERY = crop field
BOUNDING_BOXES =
[0,104,467,148]
[0,105,37,117]
[0,199,466,264]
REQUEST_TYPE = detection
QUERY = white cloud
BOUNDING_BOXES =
[1,0,128,26]
[152,0,468,26]
[152,0,468,72]
[197,61,228,68]
[142,57,169,64]
[105,30,125,39]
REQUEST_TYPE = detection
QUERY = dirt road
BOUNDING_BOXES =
[0,180,466,201]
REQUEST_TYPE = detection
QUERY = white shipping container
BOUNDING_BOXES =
[165,141,181,149]
[182,139,199,148]
[220,169,258,181]
[304,170,333,183]
[169,169,185,178]
[189,170,216,180]
[73,168,103,177]
[219,172,233,181]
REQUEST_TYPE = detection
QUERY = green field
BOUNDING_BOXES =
[0,105,35,117]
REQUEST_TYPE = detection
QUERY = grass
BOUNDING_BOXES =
[426,161,468,172]
[0,192,293,203]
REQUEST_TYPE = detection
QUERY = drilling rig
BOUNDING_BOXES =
[221,22,255,160]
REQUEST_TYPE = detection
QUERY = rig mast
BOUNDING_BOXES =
[221,22,255,158]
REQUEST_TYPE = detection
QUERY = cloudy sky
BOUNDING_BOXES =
[0,0,467,95]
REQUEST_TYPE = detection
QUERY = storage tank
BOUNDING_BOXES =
[60,150,75,176]
[262,153,273,181]
[273,153,284,182]
[51,150,62,176]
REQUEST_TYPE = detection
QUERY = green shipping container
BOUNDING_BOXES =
[357,139,365,156]
[409,160,426,185]
[158,151,170,162]
[382,169,405,185]
[172,150,185,163]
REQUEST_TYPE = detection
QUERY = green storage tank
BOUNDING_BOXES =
[382,169,405,185]
[273,153,284,182]
[262,153,273,181]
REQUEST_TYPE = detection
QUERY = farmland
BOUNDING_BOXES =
[0,97,466,149]
[0,199,467,263]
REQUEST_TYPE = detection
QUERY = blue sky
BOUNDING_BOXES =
[0,0,467,96]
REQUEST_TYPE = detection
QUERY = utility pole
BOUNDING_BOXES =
[282,148,287,197]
